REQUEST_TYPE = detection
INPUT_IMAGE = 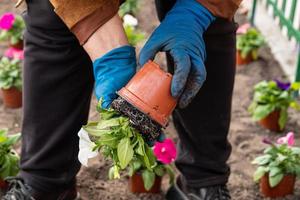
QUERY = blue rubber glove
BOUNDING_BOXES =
[139,0,215,108]
[93,45,136,108]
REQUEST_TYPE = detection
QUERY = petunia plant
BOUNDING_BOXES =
[0,13,25,45]
[4,47,24,60]
[0,57,22,91]
[248,80,300,130]
[252,132,300,187]
[78,101,176,191]
[237,27,265,60]
[0,129,21,180]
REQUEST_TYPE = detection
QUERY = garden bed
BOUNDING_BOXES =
[0,0,300,199]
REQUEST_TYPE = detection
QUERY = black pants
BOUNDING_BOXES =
[20,0,236,192]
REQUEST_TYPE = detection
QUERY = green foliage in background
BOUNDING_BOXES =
[119,0,139,17]
[0,16,25,45]
[248,81,300,130]
[125,25,144,46]
[0,57,22,90]
[252,143,300,187]
[237,28,265,59]
[0,130,20,179]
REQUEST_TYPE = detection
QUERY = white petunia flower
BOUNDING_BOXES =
[123,14,138,27]
[78,128,98,167]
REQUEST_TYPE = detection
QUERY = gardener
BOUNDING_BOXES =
[3,0,239,199]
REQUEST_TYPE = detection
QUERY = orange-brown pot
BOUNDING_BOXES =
[1,87,22,108]
[118,61,177,127]
[0,179,8,190]
[260,175,295,198]
[129,173,162,194]
[259,110,283,132]
[9,40,24,50]
[236,50,253,65]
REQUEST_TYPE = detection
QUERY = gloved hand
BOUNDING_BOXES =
[93,45,136,108]
[139,0,215,108]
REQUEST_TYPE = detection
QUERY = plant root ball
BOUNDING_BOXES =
[111,97,163,143]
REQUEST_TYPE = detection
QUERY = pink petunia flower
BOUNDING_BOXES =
[236,23,251,35]
[277,132,295,147]
[4,47,24,60]
[153,138,177,164]
[0,13,15,30]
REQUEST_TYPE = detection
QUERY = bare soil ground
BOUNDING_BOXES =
[0,0,300,200]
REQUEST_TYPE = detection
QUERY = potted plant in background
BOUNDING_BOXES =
[0,129,21,191]
[248,80,300,132]
[252,132,300,198]
[236,27,265,65]
[123,14,145,46]
[128,139,176,193]
[0,13,25,49]
[0,56,23,108]
[78,103,176,193]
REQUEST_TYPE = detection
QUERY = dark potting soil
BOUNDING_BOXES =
[111,97,163,143]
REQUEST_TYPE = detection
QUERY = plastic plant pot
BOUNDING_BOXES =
[236,50,253,65]
[1,87,22,108]
[118,61,177,127]
[129,173,162,194]
[10,40,23,50]
[112,61,177,142]
[259,110,282,132]
[260,174,295,198]
[0,179,8,190]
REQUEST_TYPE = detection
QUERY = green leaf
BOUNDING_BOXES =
[165,165,175,185]
[251,49,258,60]
[269,173,284,188]
[291,147,300,155]
[113,165,120,179]
[144,145,156,168]
[135,135,145,156]
[128,160,142,176]
[83,123,107,137]
[97,118,120,129]
[278,109,288,130]
[142,170,155,191]
[252,155,272,165]
[254,166,267,182]
[269,167,281,177]
[108,166,114,179]
[291,82,300,90]
[98,134,119,148]
[154,165,165,177]
[252,104,274,121]
[117,138,134,169]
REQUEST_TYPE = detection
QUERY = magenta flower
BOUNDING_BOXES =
[4,47,24,60]
[275,79,291,91]
[277,132,295,147]
[0,13,15,30]
[236,23,251,34]
[153,138,177,164]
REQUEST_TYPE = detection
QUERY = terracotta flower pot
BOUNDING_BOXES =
[259,110,283,132]
[9,40,24,50]
[129,173,162,194]
[236,50,253,65]
[118,61,177,127]
[260,174,295,198]
[0,179,8,190]
[1,87,22,108]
